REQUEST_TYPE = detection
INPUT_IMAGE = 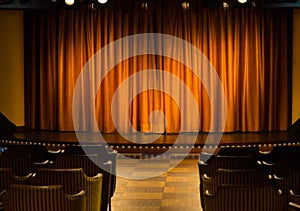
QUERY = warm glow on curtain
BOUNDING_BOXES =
[24,6,291,133]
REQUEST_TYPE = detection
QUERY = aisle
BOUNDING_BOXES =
[111,156,202,211]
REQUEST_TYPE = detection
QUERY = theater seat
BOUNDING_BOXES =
[198,154,262,210]
[31,168,102,211]
[1,184,86,211]
[288,190,300,211]
[202,168,272,195]
[199,155,261,177]
[64,144,117,200]
[203,184,285,211]
[50,154,112,211]
[260,146,300,177]
[0,155,37,177]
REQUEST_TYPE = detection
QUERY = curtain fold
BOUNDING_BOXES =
[24,5,291,133]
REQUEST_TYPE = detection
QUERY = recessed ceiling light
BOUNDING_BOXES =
[65,0,74,5]
[98,0,108,4]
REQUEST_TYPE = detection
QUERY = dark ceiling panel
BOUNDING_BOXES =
[0,0,300,10]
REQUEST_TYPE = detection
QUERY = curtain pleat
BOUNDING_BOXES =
[24,5,291,133]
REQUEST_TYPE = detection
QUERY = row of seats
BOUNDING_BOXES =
[2,183,87,211]
[198,145,300,211]
[0,167,88,211]
[0,144,117,211]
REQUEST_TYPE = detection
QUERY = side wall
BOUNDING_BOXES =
[293,9,300,124]
[0,10,24,126]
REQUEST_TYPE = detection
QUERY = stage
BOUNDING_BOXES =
[1,130,299,154]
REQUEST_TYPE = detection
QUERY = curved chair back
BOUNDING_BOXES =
[33,168,102,211]
[51,154,112,211]
[0,156,36,177]
[3,145,52,163]
[204,184,285,211]
[2,184,86,211]
[64,145,117,198]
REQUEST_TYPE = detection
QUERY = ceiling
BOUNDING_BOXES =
[0,0,300,10]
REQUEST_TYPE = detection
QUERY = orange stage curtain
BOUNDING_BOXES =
[24,4,291,133]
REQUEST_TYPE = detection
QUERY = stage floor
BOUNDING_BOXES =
[1,130,299,153]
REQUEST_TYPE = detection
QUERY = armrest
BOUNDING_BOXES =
[0,190,7,206]
[65,190,87,211]
[202,174,212,180]
[104,152,117,197]
[103,160,112,165]
[85,173,103,182]
[277,189,283,195]
[271,175,286,191]
[202,174,214,194]
[48,149,62,154]
[84,173,103,211]
[290,190,300,197]
[14,172,35,183]
[288,202,300,210]
[66,190,86,199]
[259,150,272,154]
[262,161,275,166]
[199,161,209,166]
[0,190,6,198]
[14,172,35,179]
[273,174,284,180]
[33,160,52,165]
[204,189,214,197]
[106,151,117,164]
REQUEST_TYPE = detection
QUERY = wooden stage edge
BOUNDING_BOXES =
[1,130,300,154]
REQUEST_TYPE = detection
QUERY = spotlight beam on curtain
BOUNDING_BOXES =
[24,6,291,133]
